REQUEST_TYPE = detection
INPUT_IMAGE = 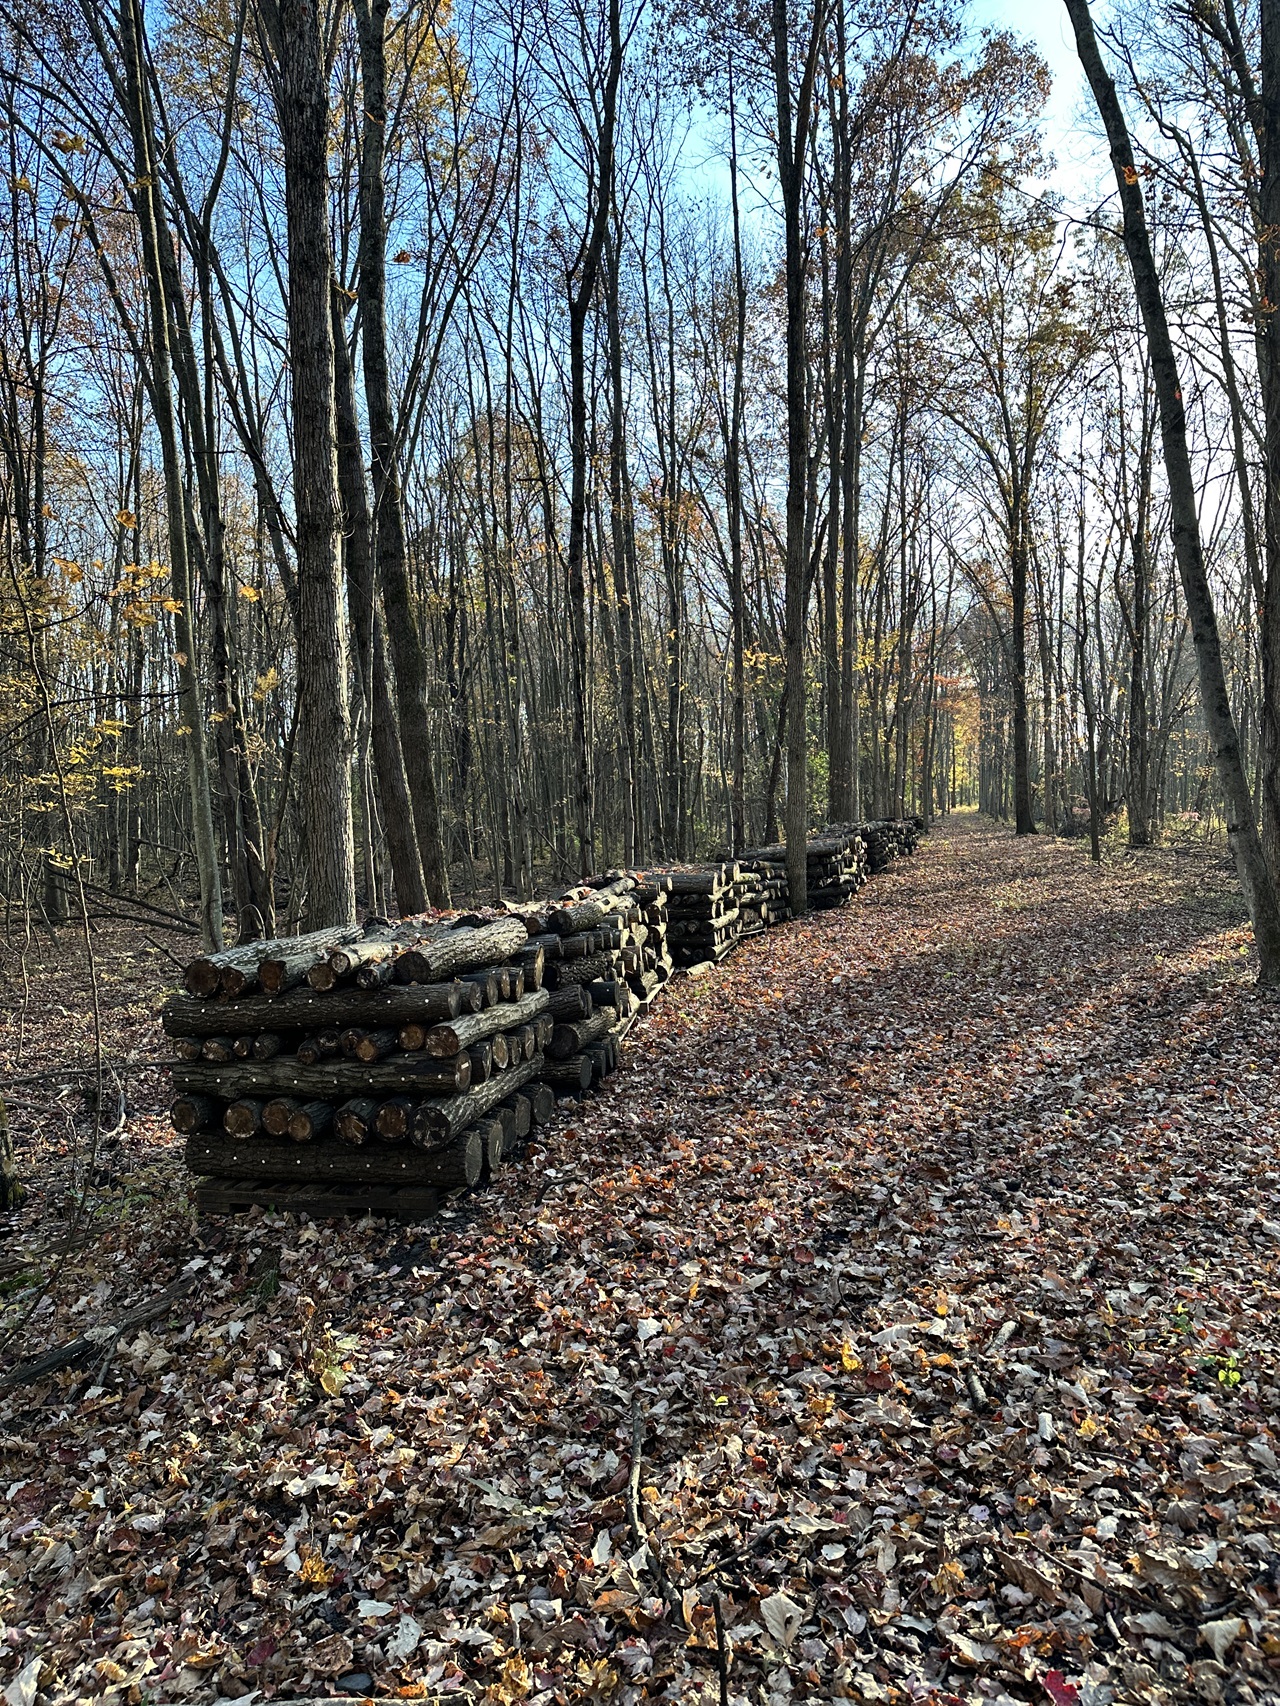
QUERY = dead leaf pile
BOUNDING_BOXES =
[0,818,1278,1704]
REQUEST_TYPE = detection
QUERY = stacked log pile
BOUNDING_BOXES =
[167,817,924,1217]
[514,872,673,1093]
[646,865,747,968]
[165,916,556,1217]
[738,829,870,914]
[823,818,922,874]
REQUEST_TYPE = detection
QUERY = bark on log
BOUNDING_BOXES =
[408,1055,541,1145]
[185,1130,482,1190]
[540,1054,593,1091]
[547,952,614,989]
[183,925,360,998]
[548,896,612,935]
[459,968,500,1007]
[391,917,528,983]
[475,1116,504,1181]
[288,1101,333,1143]
[417,989,549,1057]
[314,921,450,988]
[546,985,592,1021]
[162,980,473,1038]
[547,1006,617,1059]
[467,1040,494,1084]
[171,1054,473,1099]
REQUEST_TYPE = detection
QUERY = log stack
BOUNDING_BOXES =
[645,864,745,969]
[167,818,926,1218]
[166,915,556,1216]
[823,818,921,873]
[738,829,869,913]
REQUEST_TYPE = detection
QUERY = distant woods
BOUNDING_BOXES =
[2,0,1280,946]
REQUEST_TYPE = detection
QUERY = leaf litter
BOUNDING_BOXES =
[0,818,1278,1704]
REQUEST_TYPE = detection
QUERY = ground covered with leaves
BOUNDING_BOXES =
[1,817,1279,1706]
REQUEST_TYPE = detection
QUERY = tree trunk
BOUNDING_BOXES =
[260,0,356,928]
[1067,0,1280,982]
[118,0,223,949]
[330,289,428,914]
[774,0,823,917]
[353,0,450,906]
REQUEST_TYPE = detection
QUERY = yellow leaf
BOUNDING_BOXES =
[236,583,262,601]
[320,1365,345,1396]
[116,509,137,528]
[1077,1413,1100,1439]
[841,1341,861,1373]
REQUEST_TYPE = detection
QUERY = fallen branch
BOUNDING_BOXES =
[627,1393,674,1601]
[0,1273,197,1393]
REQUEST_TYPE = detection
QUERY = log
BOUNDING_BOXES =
[201,1036,237,1063]
[336,1098,379,1146]
[262,1097,301,1137]
[161,981,474,1040]
[546,952,613,989]
[171,1053,473,1099]
[548,896,613,935]
[172,1036,204,1062]
[586,978,632,1015]
[540,1054,593,1092]
[498,1091,532,1151]
[185,1130,483,1191]
[171,1094,220,1134]
[417,989,549,1058]
[490,1032,509,1071]
[547,1006,616,1060]
[312,921,450,989]
[296,1031,341,1066]
[183,925,360,998]
[238,926,363,997]
[474,1116,505,1182]
[408,1055,542,1145]
[288,1101,332,1143]
[392,917,528,984]
[546,985,592,1021]
[224,1098,265,1138]
[352,1029,398,1063]
[511,944,545,989]
[375,1096,416,1141]
[459,968,500,1008]
[529,1082,556,1126]
[467,1040,494,1084]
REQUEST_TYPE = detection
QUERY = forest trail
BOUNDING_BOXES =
[3,818,1280,1705]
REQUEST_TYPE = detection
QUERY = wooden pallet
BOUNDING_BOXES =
[194,1179,438,1221]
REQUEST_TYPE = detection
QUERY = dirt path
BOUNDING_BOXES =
[2,818,1279,1705]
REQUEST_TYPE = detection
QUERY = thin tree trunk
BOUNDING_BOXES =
[1067,0,1280,981]
[119,0,223,948]
[258,0,356,927]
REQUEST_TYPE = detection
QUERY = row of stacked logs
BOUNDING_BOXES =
[166,820,922,1216]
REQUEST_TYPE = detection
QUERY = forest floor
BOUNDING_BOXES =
[1,816,1279,1706]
